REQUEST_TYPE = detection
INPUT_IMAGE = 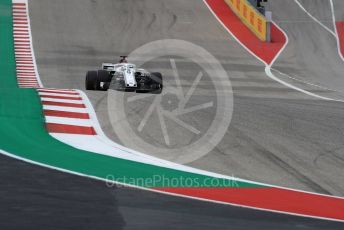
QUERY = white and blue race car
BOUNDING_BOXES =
[85,56,163,94]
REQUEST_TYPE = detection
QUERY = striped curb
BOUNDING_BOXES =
[12,0,42,88]
[37,88,96,135]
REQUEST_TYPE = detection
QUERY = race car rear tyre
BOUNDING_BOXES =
[98,70,111,82]
[98,70,111,90]
[85,71,100,90]
[151,72,163,94]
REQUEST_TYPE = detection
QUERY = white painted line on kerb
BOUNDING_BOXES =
[42,105,88,113]
[40,98,84,104]
[45,116,92,127]
[38,92,81,98]
[37,89,77,93]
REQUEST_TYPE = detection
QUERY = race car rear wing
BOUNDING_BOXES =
[102,63,115,71]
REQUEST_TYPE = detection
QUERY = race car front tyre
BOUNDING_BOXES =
[85,71,100,90]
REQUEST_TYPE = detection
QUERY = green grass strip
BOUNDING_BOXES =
[0,0,18,88]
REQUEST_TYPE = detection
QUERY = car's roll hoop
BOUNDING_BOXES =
[119,56,128,63]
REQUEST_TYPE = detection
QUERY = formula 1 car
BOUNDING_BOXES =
[85,56,163,93]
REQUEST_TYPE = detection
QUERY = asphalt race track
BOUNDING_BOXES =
[2,0,344,228]
[1,154,343,229]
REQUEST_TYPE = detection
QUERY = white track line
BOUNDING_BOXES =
[266,66,344,102]
[272,67,344,93]
[295,0,344,63]
[294,0,336,36]
[265,21,344,103]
